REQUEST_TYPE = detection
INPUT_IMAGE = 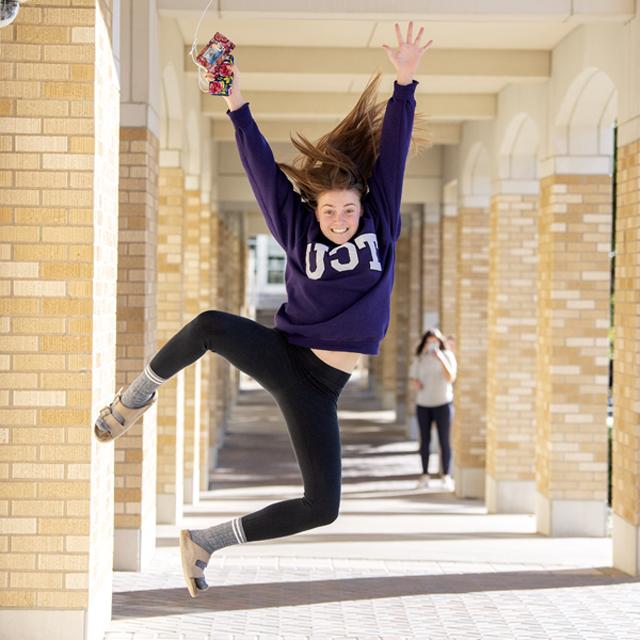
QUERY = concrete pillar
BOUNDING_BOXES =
[536,170,611,536]
[485,182,538,513]
[182,183,201,506]
[0,1,119,637]
[155,165,185,524]
[113,0,161,572]
[454,207,490,498]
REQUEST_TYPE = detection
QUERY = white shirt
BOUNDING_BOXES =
[409,350,457,407]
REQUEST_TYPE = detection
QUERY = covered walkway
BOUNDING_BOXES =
[104,383,638,639]
[3,2,640,637]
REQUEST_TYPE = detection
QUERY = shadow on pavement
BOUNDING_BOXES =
[113,568,638,617]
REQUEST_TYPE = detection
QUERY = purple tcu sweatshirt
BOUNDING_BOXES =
[228,80,417,355]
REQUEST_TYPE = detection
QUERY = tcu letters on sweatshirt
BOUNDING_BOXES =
[228,81,417,355]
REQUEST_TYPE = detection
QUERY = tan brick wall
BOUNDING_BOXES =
[0,0,118,629]
[536,175,611,502]
[454,208,489,472]
[156,167,185,523]
[613,140,640,525]
[183,189,201,504]
[440,212,458,337]
[114,127,158,540]
[486,192,538,481]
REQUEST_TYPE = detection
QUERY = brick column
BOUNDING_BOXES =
[379,287,398,411]
[209,212,224,468]
[440,204,458,338]
[486,184,538,513]
[182,184,201,506]
[422,204,441,330]
[0,1,118,637]
[198,198,212,491]
[613,136,640,573]
[536,172,611,536]
[396,210,424,425]
[155,165,185,524]
[112,0,161,570]
[454,207,490,498]
[114,128,159,568]
[395,222,411,425]
[215,215,234,428]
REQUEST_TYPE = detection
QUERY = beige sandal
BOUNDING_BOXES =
[93,387,157,443]
[179,530,211,598]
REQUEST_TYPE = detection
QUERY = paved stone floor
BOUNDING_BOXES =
[104,379,640,640]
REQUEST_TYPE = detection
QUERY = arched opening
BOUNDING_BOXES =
[498,112,540,180]
[461,142,491,206]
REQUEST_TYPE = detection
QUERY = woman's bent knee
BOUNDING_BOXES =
[308,499,340,528]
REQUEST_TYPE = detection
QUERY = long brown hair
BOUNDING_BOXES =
[278,72,427,207]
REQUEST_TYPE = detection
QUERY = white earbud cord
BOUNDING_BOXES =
[189,0,217,93]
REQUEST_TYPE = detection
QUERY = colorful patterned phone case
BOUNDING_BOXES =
[196,32,235,70]
[207,54,234,96]
[196,32,236,96]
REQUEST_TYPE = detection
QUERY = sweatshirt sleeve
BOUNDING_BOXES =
[366,81,417,241]
[227,103,308,249]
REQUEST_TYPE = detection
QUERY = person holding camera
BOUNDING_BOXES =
[409,328,457,490]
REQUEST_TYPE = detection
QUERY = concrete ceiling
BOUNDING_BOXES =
[158,0,635,142]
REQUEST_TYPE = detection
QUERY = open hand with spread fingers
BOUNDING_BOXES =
[382,21,433,85]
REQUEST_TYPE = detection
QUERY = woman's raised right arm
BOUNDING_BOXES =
[213,66,307,249]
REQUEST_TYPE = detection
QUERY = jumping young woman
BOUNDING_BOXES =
[94,21,432,598]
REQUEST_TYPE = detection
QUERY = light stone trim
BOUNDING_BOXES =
[539,155,612,177]
[486,475,535,514]
[536,493,608,537]
[613,513,640,576]
[454,466,485,499]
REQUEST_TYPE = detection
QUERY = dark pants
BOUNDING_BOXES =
[416,403,452,475]
[149,310,350,543]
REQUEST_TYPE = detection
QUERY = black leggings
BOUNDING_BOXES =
[416,403,452,475]
[149,310,350,543]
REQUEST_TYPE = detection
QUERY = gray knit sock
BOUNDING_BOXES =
[189,518,247,555]
[95,364,166,434]
[121,364,166,408]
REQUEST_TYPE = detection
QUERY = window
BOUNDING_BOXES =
[266,237,286,284]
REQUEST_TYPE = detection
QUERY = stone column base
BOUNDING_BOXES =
[114,525,156,571]
[536,492,607,536]
[613,513,640,576]
[157,493,182,525]
[454,465,485,498]
[0,610,91,640]
[486,475,535,513]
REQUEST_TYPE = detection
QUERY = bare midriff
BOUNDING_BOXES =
[311,348,361,374]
